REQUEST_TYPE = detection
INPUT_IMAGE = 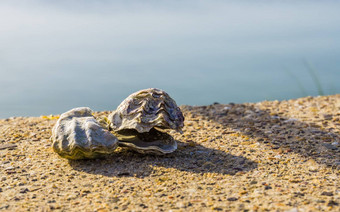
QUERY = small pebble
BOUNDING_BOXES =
[322,143,337,150]
[0,143,17,150]
[227,197,238,201]
[4,166,15,170]
[19,188,29,194]
[328,200,339,206]
[285,208,298,212]
[321,191,333,196]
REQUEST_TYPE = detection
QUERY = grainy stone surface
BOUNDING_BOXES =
[0,95,339,211]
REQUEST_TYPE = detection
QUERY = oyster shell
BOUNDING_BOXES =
[108,88,184,154]
[113,128,177,155]
[51,107,118,160]
[108,88,184,133]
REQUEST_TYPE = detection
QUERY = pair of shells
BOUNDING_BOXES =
[51,88,184,160]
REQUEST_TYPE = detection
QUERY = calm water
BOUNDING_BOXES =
[0,1,339,118]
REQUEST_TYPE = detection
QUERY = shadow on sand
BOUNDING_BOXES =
[68,140,258,178]
[187,102,339,168]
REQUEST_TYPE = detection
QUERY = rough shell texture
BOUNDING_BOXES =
[51,107,118,160]
[108,88,184,133]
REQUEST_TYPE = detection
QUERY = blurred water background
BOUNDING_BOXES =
[0,0,339,118]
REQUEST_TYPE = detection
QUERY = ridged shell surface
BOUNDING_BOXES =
[108,88,184,133]
[51,107,118,160]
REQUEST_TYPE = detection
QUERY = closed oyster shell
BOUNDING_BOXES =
[51,107,118,160]
[108,88,184,133]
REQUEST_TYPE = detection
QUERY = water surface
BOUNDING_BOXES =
[0,0,339,118]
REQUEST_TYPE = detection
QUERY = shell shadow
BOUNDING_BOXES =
[68,141,257,178]
[187,103,340,168]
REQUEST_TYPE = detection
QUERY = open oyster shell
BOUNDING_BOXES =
[108,88,184,133]
[51,107,118,160]
[108,88,184,154]
[112,128,177,155]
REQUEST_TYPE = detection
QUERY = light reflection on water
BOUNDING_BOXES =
[0,0,339,118]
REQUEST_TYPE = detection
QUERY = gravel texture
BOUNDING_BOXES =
[0,95,339,211]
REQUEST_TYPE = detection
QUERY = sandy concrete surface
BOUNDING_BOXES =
[0,95,339,211]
